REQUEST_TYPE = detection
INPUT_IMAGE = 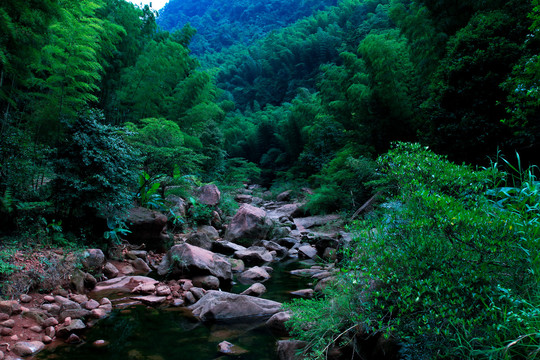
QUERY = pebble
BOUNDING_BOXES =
[30,325,43,333]
[19,294,33,303]
[1,319,15,328]
[84,299,100,310]
[66,333,81,344]
[43,317,59,327]
[44,295,55,302]
[93,340,109,348]
[42,335,53,344]
[45,326,55,338]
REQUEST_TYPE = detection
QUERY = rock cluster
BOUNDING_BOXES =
[1,184,351,359]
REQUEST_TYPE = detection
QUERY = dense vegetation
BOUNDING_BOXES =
[1,0,540,357]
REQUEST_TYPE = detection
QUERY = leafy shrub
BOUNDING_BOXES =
[221,158,262,186]
[125,118,208,176]
[186,197,213,226]
[305,148,378,214]
[286,143,540,359]
[53,109,142,238]
[284,277,363,360]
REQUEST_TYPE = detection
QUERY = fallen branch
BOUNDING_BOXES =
[350,192,382,221]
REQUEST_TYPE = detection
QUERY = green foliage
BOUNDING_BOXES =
[306,149,378,214]
[53,109,141,227]
[137,170,166,210]
[125,118,207,176]
[186,197,213,226]
[422,3,534,163]
[221,158,262,186]
[284,279,362,360]
[0,248,18,277]
[158,0,339,54]
[289,143,540,359]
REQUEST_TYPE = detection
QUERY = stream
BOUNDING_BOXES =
[35,259,314,360]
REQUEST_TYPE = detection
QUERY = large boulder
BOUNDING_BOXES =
[12,341,45,357]
[237,266,271,285]
[266,203,303,221]
[234,246,273,266]
[294,214,341,231]
[186,232,213,251]
[197,184,221,206]
[276,190,292,202]
[277,340,307,360]
[157,243,232,283]
[224,204,271,244]
[125,207,169,251]
[198,225,220,240]
[212,240,246,256]
[189,290,282,322]
[166,195,187,217]
[80,249,105,272]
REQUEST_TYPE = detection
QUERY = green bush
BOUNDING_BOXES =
[53,109,142,239]
[286,143,540,359]
[305,148,378,214]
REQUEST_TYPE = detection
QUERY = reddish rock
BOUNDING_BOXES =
[66,333,82,344]
[0,300,21,315]
[12,341,45,357]
[80,249,105,271]
[228,258,245,273]
[42,335,53,344]
[234,246,273,266]
[240,283,267,297]
[45,326,55,338]
[235,194,253,204]
[157,243,232,282]
[30,325,43,333]
[213,240,246,256]
[129,296,166,306]
[197,184,221,206]
[91,309,108,319]
[237,266,271,285]
[131,258,151,273]
[266,311,291,336]
[277,340,307,360]
[218,341,248,355]
[186,232,213,251]
[224,204,271,243]
[103,262,119,279]
[92,276,158,295]
[298,245,318,259]
[19,294,33,303]
[84,299,100,310]
[198,225,220,240]
[156,285,172,296]
[290,289,314,298]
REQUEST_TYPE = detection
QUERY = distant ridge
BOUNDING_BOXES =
[157,0,338,54]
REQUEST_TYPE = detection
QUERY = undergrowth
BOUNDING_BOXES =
[285,143,540,359]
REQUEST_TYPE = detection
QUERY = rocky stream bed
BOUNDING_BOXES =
[0,186,350,360]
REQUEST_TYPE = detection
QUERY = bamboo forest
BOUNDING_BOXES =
[1,0,540,359]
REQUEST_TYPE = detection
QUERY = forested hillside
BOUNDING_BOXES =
[1,0,540,356]
[157,0,339,54]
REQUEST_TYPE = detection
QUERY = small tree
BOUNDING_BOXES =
[53,109,141,237]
